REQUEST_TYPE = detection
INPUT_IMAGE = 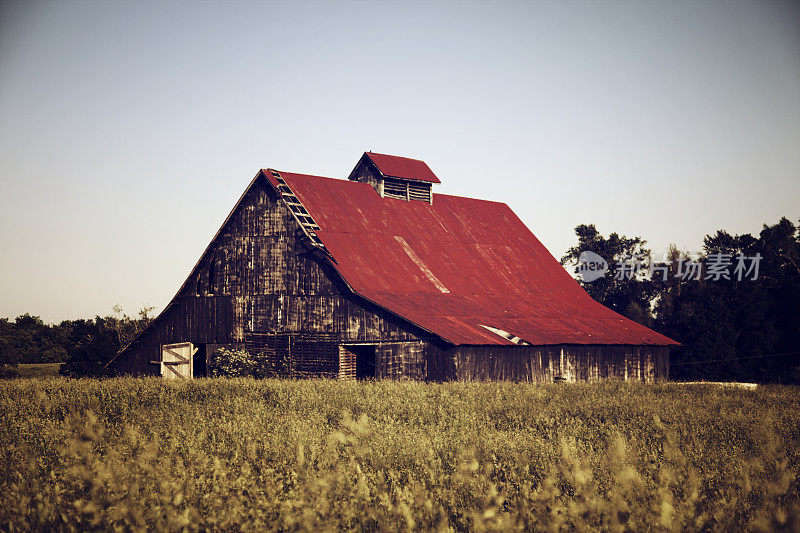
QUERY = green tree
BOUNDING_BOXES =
[565,218,800,383]
[108,304,155,349]
[0,319,18,378]
[655,217,799,383]
[59,317,118,377]
[58,305,155,377]
[560,224,657,326]
[0,314,67,366]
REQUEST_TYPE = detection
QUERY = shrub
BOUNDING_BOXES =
[209,348,288,378]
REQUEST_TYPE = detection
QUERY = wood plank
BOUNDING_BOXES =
[164,347,190,363]
[164,362,185,379]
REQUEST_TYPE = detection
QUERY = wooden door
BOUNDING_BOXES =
[339,345,356,381]
[160,342,196,379]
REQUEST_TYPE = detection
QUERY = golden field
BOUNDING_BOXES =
[1,378,798,531]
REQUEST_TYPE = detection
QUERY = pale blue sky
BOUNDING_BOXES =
[1,0,798,322]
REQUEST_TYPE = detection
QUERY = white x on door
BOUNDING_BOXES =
[160,342,197,379]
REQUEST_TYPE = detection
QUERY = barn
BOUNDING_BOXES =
[108,152,677,381]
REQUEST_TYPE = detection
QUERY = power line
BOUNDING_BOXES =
[669,351,800,367]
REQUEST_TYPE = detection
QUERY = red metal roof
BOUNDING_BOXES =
[365,152,441,183]
[264,170,678,347]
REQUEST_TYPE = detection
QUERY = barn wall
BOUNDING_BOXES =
[112,296,234,376]
[112,175,429,375]
[237,337,428,380]
[375,341,426,380]
[427,344,669,383]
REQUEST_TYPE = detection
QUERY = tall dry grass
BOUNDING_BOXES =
[1,378,798,531]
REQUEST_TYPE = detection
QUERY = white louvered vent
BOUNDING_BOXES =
[408,181,432,203]
[382,178,432,203]
[383,179,407,200]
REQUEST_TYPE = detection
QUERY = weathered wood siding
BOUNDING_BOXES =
[426,344,669,383]
[375,341,426,380]
[349,156,382,193]
[112,175,428,375]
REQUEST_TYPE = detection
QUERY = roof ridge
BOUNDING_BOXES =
[367,151,427,163]
[273,170,509,206]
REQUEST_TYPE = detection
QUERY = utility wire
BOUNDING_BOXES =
[669,351,800,366]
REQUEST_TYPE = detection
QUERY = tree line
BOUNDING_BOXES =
[0,306,153,377]
[561,216,800,383]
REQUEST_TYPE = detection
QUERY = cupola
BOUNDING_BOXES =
[348,152,439,204]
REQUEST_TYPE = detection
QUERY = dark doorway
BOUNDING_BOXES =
[345,344,375,379]
[193,344,207,377]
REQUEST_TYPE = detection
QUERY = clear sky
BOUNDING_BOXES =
[1,0,798,323]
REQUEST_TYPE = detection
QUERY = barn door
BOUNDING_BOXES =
[160,342,197,379]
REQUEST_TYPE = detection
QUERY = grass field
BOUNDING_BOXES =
[1,379,798,531]
[14,362,63,378]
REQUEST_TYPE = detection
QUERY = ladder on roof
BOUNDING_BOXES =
[267,169,327,250]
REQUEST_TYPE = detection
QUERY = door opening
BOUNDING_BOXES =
[339,344,376,380]
[354,345,376,379]
[193,344,207,377]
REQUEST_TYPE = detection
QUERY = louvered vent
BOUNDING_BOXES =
[382,178,432,203]
[383,179,407,200]
[408,182,431,203]
[348,152,438,204]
